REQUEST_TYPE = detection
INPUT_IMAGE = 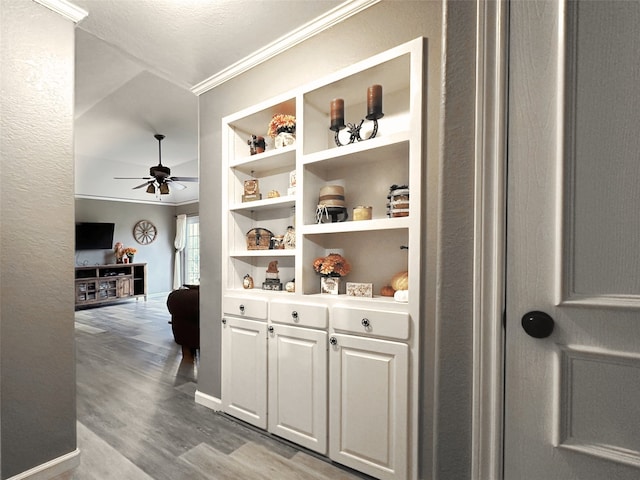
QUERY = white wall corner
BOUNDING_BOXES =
[32,0,88,23]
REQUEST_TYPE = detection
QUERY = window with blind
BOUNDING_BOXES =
[184,216,200,285]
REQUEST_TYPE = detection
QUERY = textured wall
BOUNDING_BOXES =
[174,201,199,217]
[197,1,477,479]
[430,2,477,478]
[0,1,77,477]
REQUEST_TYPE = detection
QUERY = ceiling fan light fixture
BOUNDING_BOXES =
[114,133,197,197]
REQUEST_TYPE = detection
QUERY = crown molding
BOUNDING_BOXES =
[74,193,198,207]
[33,0,88,23]
[191,0,380,96]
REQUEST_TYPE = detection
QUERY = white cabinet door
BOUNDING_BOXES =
[329,333,408,480]
[221,316,267,429]
[268,324,327,454]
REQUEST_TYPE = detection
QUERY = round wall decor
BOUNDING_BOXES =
[133,220,157,245]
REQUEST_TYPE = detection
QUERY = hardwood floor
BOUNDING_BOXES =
[72,297,369,480]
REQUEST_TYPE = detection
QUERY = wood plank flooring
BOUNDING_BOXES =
[71,297,370,480]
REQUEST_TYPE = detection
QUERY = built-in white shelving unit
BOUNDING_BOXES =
[218,37,426,480]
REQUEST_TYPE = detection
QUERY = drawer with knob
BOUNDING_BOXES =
[332,306,410,340]
[223,295,268,320]
[270,300,328,329]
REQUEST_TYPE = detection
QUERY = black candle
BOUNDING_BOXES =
[367,85,383,119]
[330,98,345,130]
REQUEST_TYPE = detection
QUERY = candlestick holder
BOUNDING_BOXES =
[330,115,382,147]
[329,84,384,147]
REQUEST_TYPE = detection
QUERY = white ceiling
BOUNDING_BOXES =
[71,0,351,205]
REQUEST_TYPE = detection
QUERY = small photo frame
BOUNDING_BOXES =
[321,276,340,295]
[346,282,373,298]
[244,179,259,195]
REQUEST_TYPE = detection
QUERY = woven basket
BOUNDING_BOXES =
[246,227,273,250]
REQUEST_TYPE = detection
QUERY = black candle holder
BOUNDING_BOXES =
[330,111,383,147]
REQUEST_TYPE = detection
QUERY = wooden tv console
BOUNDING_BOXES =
[75,263,147,309]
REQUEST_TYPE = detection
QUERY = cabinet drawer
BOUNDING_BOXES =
[270,300,328,329]
[332,306,410,341]
[223,295,268,320]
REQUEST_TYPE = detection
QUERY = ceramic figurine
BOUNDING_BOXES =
[284,225,295,249]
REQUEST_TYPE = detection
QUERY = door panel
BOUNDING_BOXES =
[557,347,640,466]
[329,334,408,480]
[505,1,640,478]
[567,2,640,299]
[268,324,327,454]
[221,316,267,428]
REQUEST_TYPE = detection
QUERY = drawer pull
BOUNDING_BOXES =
[361,318,370,328]
[329,336,338,346]
[222,318,227,325]
[291,311,299,320]
[268,326,274,334]
[239,304,245,314]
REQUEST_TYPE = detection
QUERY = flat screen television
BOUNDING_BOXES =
[75,222,115,250]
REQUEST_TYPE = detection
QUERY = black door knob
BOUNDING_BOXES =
[521,311,554,338]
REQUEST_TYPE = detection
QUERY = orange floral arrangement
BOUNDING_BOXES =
[123,247,137,256]
[313,253,351,277]
[267,114,296,138]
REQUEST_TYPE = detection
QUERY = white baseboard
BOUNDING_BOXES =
[195,390,222,411]
[7,448,80,480]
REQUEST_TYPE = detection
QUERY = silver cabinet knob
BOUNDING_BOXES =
[361,318,370,328]
[239,304,245,314]
[268,325,274,334]
[291,311,298,320]
[222,318,227,325]
[329,336,338,346]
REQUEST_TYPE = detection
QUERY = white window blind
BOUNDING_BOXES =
[184,216,200,285]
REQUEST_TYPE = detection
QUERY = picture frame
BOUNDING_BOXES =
[346,282,373,298]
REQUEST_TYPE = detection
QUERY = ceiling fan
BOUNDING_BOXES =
[114,134,198,195]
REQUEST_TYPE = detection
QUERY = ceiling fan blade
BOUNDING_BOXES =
[170,176,198,182]
[133,181,153,190]
[114,177,152,180]
[166,179,187,190]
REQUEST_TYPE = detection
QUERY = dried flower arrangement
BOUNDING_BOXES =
[313,253,351,277]
[114,242,137,262]
[267,114,296,138]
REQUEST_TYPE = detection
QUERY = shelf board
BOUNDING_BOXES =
[301,292,410,307]
[302,130,410,168]
[231,145,296,175]
[225,96,296,133]
[301,216,410,235]
[230,249,296,258]
[230,195,295,213]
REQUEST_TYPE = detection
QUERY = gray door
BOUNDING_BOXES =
[505,1,640,478]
